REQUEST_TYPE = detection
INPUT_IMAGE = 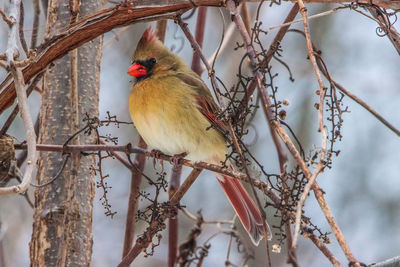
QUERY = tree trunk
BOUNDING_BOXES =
[29,1,104,266]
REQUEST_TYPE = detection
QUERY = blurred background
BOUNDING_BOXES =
[1,1,399,266]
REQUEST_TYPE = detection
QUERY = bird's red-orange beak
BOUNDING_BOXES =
[128,63,148,78]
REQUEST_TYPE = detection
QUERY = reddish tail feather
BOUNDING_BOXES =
[216,175,270,245]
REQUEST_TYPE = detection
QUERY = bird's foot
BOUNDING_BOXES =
[150,149,163,159]
[171,152,188,167]
[150,149,163,169]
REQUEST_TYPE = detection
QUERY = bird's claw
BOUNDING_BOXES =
[150,149,162,159]
[150,149,163,169]
[171,152,188,167]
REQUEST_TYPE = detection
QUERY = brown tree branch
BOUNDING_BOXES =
[191,7,208,75]
[177,16,225,105]
[292,2,359,265]
[168,164,181,267]
[14,143,264,186]
[0,0,398,114]
[240,2,252,34]
[0,0,225,114]
[0,72,44,136]
[118,168,203,266]
[0,8,13,27]
[305,231,342,267]
[298,29,400,137]
[237,3,299,120]
[0,0,37,196]
[122,138,147,258]
[30,0,40,49]
[225,1,357,265]
[368,7,400,56]
[328,76,400,137]
[292,0,328,251]
[18,2,28,56]
[14,142,341,264]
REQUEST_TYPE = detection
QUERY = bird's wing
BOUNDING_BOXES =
[175,72,229,137]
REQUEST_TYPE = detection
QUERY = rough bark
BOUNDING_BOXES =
[29,0,104,266]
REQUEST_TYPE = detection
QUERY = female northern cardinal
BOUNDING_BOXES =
[127,27,267,245]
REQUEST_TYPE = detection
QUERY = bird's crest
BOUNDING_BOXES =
[138,26,159,45]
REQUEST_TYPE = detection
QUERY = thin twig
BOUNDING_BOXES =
[0,0,226,114]
[0,8,13,26]
[304,230,342,267]
[269,8,339,30]
[289,1,359,265]
[0,65,37,195]
[292,0,329,250]
[235,3,299,126]
[181,208,235,225]
[176,16,225,105]
[118,168,202,266]
[29,154,70,188]
[226,1,355,265]
[368,6,400,55]
[330,77,400,137]
[240,2,252,34]
[372,256,400,267]
[294,28,400,137]
[206,20,235,67]
[14,142,340,263]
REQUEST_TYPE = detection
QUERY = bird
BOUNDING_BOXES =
[127,27,268,245]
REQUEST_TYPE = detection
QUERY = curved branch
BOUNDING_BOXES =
[0,0,225,114]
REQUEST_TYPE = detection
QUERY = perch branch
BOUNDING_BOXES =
[14,144,268,189]
[14,142,340,263]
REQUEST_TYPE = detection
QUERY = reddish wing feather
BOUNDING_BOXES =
[174,72,228,136]
[195,96,228,135]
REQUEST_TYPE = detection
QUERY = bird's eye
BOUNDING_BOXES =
[149,58,157,64]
